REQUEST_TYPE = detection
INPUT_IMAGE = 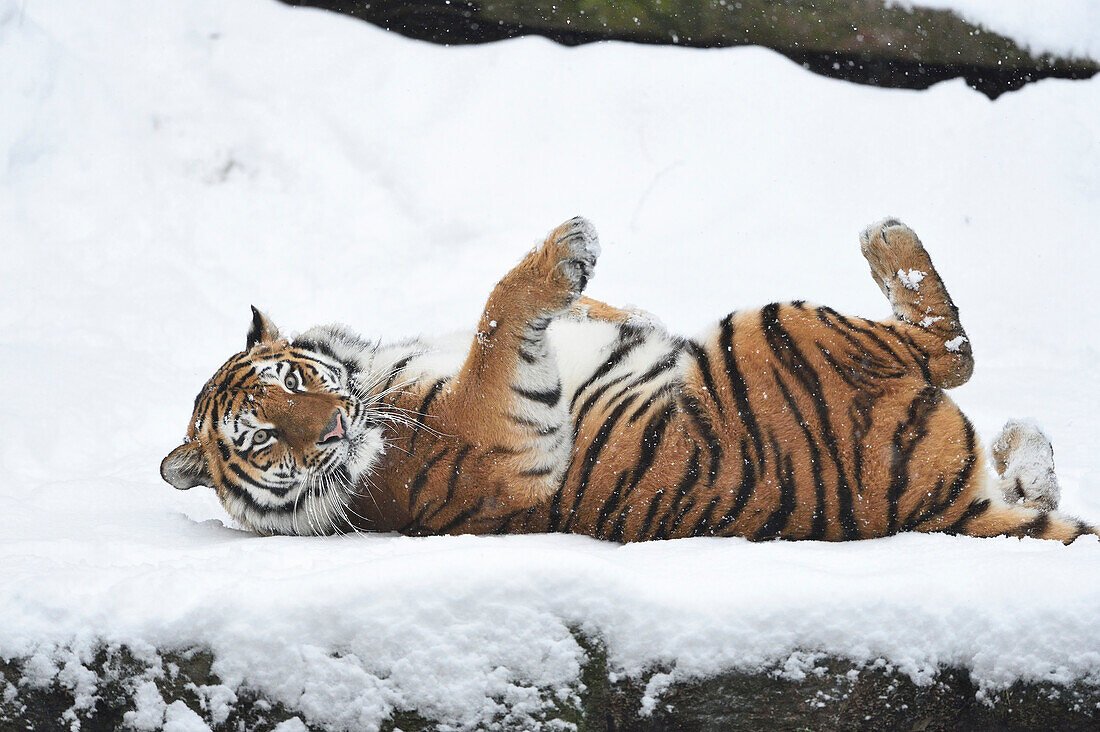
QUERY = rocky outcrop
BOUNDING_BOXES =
[5,639,1099,731]
[277,0,1097,98]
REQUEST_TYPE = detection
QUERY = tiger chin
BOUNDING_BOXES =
[163,217,1098,543]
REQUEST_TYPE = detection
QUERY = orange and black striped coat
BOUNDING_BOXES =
[162,217,1096,544]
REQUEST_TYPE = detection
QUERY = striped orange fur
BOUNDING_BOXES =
[162,217,1097,543]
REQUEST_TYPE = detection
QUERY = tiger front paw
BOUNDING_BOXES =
[544,216,600,301]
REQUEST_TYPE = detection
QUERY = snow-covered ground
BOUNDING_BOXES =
[2,0,1099,729]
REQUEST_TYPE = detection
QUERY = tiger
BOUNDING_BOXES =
[161,217,1097,543]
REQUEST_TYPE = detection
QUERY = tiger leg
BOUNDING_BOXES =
[860,219,974,389]
[915,424,1096,543]
[568,296,664,331]
[945,500,1097,543]
[444,216,600,500]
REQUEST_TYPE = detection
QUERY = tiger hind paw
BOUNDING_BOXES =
[992,420,1060,511]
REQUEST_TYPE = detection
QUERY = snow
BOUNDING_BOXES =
[945,335,969,352]
[1,0,1099,729]
[901,1,1100,58]
[126,681,169,731]
[163,701,213,732]
[897,268,926,290]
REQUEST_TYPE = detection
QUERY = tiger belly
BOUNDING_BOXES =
[513,303,983,543]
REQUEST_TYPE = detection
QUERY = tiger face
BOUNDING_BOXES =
[161,307,383,534]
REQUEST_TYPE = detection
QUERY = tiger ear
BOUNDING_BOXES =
[160,442,211,490]
[246,305,280,350]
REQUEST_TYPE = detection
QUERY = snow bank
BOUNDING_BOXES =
[2,0,1099,728]
[901,1,1100,59]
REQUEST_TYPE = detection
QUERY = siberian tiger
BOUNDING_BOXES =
[162,217,1097,543]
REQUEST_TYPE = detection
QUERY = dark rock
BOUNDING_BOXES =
[3,643,1099,731]
[276,0,1097,99]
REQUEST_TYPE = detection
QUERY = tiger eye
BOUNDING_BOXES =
[285,374,299,390]
[253,429,269,445]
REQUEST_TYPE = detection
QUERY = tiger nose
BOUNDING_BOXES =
[318,410,345,445]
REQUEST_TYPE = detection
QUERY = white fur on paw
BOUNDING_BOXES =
[556,216,600,296]
[993,420,1059,510]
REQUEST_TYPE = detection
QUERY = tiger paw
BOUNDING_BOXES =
[992,420,1060,511]
[859,218,934,300]
[545,216,600,300]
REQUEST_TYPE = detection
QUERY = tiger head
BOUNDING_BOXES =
[160,307,383,535]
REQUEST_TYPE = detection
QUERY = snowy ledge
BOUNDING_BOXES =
[3,532,1100,730]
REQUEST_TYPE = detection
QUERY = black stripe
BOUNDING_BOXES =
[678,394,722,488]
[561,395,638,533]
[508,413,561,436]
[219,478,295,517]
[547,478,568,534]
[568,327,646,409]
[943,498,992,535]
[625,348,682,389]
[491,508,529,535]
[652,446,701,540]
[437,497,488,534]
[520,464,556,477]
[217,438,233,460]
[381,355,415,393]
[594,472,630,539]
[881,322,933,383]
[904,419,978,530]
[573,374,629,428]
[665,498,698,538]
[227,365,259,391]
[816,342,868,391]
[297,339,339,364]
[772,367,828,540]
[406,448,449,511]
[409,378,447,451]
[1008,512,1051,539]
[227,462,289,497]
[637,489,666,541]
[718,314,766,471]
[753,436,797,541]
[685,340,725,417]
[818,306,912,372]
[420,445,473,526]
[885,386,942,534]
[627,381,677,424]
[687,495,722,537]
[815,308,911,381]
[711,439,756,534]
[761,303,860,540]
[847,390,877,499]
[484,444,524,456]
[597,403,675,539]
[512,382,562,406]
